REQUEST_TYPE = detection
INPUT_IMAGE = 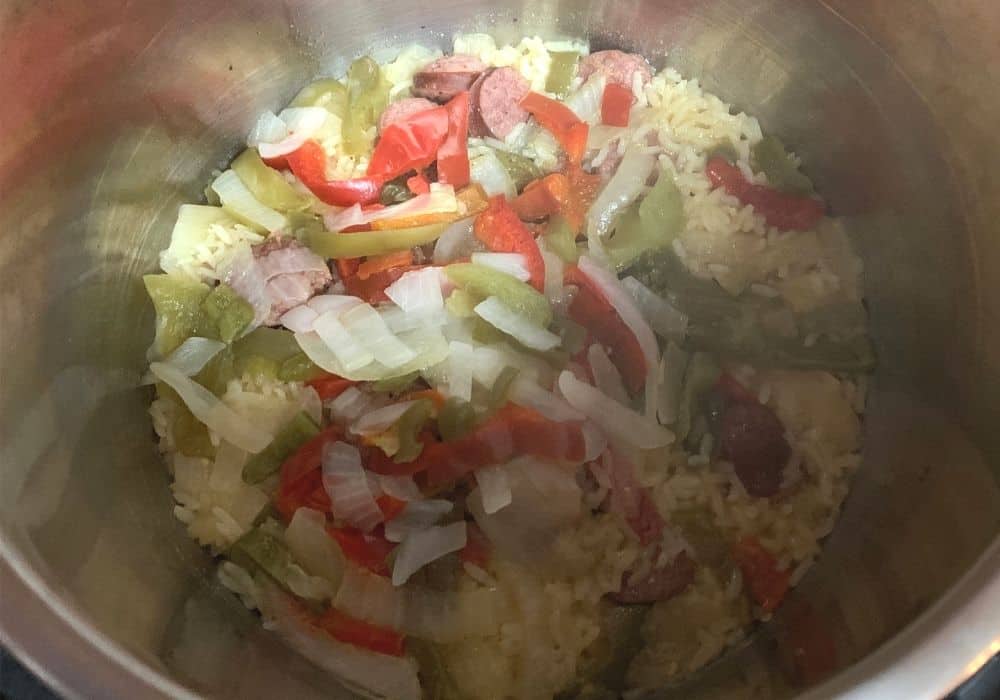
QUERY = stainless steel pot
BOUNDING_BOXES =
[1,0,998,697]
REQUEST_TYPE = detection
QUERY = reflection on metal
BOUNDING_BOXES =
[1,1,999,699]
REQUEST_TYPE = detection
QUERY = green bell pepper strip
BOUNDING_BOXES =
[242,411,320,484]
[308,222,448,259]
[290,78,348,115]
[144,274,212,356]
[545,52,579,97]
[342,56,390,156]
[201,284,254,343]
[278,352,327,382]
[492,149,544,192]
[232,149,311,212]
[393,399,435,463]
[229,527,295,590]
[437,397,476,442]
[750,135,814,195]
[371,371,420,394]
[445,263,552,327]
[542,214,580,263]
[606,168,685,270]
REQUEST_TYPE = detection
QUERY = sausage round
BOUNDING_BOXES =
[412,54,487,103]
[378,97,437,132]
[578,50,653,88]
[469,66,530,139]
[719,401,791,497]
[612,550,697,604]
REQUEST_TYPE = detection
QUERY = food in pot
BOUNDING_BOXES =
[145,33,872,699]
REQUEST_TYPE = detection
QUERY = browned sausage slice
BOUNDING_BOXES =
[719,401,791,497]
[412,54,488,103]
[613,550,697,604]
[469,66,530,139]
[378,97,437,132]
[578,50,653,87]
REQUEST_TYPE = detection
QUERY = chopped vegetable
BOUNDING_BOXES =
[557,371,673,450]
[306,374,356,401]
[367,105,449,180]
[317,607,406,657]
[600,83,633,127]
[705,156,824,232]
[243,411,321,484]
[437,397,476,441]
[542,215,580,263]
[545,51,579,96]
[751,135,814,195]
[470,252,530,282]
[586,148,657,258]
[211,170,287,232]
[328,527,397,577]
[492,149,544,192]
[520,91,589,164]
[230,527,297,590]
[279,352,327,381]
[346,265,425,305]
[285,507,347,589]
[675,351,721,443]
[341,303,417,369]
[606,168,685,269]
[391,521,466,586]
[231,148,311,212]
[201,283,254,343]
[154,336,227,379]
[564,73,607,125]
[379,174,417,205]
[469,148,516,199]
[394,399,435,463]
[733,536,790,612]
[144,274,212,357]
[474,195,546,292]
[290,78,348,113]
[371,372,420,395]
[309,222,448,258]
[322,441,384,531]
[384,267,444,315]
[343,56,391,156]
[474,296,561,351]
[486,365,519,413]
[357,251,414,281]
[287,140,384,207]
[437,92,470,188]
[445,263,552,327]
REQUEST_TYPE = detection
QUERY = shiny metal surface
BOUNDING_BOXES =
[1,0,998,698]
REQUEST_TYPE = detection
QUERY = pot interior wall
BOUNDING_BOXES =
[1,1,998,698]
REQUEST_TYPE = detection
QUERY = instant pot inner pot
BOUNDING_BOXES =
[2,1,999,698]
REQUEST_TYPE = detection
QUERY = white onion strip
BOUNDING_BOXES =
[391,522,467,586]
[321,441,383,532]
[558,370,673,449]
[474,297,561,351]
[475,466,512,515]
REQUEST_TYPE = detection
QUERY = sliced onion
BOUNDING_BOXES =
[341,304,416,369]
[329,386,373,422]
[325,184,458,232]
[470,345,506,388]
[558,370,673,449]
[296,324,449,381]
[470,253,529,282]
[285,507,346,589]
[377,474,423,502]
[350,400,418,436]
[385,267,444,315]
[391,521,467,586]
[279,304,319,333]
[161,337,226,378]
[212,170,287,233]
[380,307,447,335]
[508,377,585,422]
[475,465,512,515]
[217,241,271,329]
[585,149,657,259]
[257,107,329,159]
[307,294,363,316]
[432,217,480,265]
[258,582,421,700]
[587,124,627,151]
[581,421,608,462]
[384,499,454,543]
[321,441,383,532]
[587,344,629,405]
[621,276,688,339]
[247,110,288,148]
[446,340,474,402]
[149,362,271,453]
[539,247,567,307]
[564,74,607,125]
[313,310,375,372]
[474,296,561,351]
[469,149,516,199]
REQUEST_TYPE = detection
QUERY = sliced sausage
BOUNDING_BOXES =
[578,50,653,88]
[605,449,665,546]
[613,550,697,604]
[378,97,437,132]
[252,236,332,325]
[719,401,791,497]
[469,67,531,139]
[412,54,488,103]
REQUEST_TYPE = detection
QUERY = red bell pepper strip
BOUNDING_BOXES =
[705,157,824,232]
[714,372,759,405]
[336,258,361,281]
[286,140,384,206]
[601,83,634,127]
[436,92,471,188]
[375,494,407,522]
[520,91,589,165]
[511,172,590,233]
[458,522,491,568]
[406,172,431,195]
[423,405,587,488]
[355,250,414,280]
[344,263,426,305]
[306,374,357,401]
[732,536,790,613]
[274,423,342,521]
[328,527,397,577]
[563,265,647,394]
[316,607,406,657]
[473,195,546,292]
[367,106,449,181]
